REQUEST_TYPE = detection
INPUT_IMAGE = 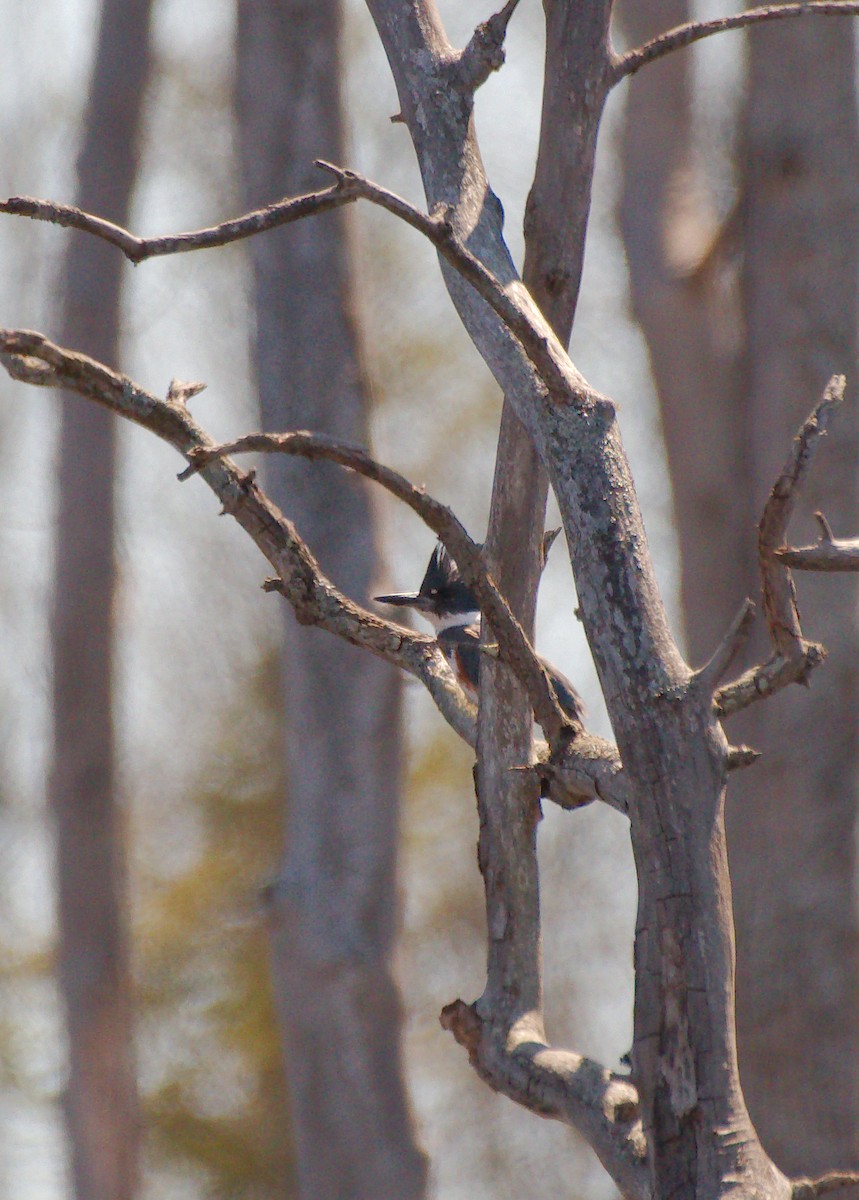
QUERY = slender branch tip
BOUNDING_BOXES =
[726,745,761,770]
[793,1171,859,1200]
[698,598,756,692]
[815,511,835,542]
[457,0,523,93]
[613,4,859,85]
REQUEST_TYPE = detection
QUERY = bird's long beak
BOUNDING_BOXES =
[375,591,433,611]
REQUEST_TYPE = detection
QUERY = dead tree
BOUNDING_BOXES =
[4,2,859,1197]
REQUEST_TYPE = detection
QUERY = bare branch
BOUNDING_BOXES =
[793,1172,859,1200]
[612,3,859,85]
[439,1002,649,1200]
[715,644,827,718]
[2,161,594,413]
[773,478,859,570]
[539,722,750,815]
[182,431,574,744]
[457,0,523,92]
[758,375,845,658]
[713,378,843,715]
[536,730,631,816]
[776,539,859,570]
[776,508,859,571]
[0,185,352,263]
[726,745,761,770]
[0,327,478,743]
[695,598,756,695]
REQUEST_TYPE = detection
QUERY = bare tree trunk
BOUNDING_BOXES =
[52,1,152,1198]
[235,3,427,1198]
[619,3,859,1169]
[479,0,614,1090]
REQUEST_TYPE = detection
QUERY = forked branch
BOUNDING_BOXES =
[716,377,844,716]
[182,433,574,743]
[1,327,639,810]
[0,161,587,407]
[0,328,478,742]
[457,0,523,92]
[776,510,859,571]
[440,1000,648,1200]
[758,376,844,656]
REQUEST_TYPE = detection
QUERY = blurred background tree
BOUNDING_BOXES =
[51,2,152,1196]
[136,655,294,1199]
[619,0,859,1169]
[235,1,425,1195]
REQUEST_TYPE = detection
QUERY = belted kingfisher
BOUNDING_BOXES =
[376,542,584,723]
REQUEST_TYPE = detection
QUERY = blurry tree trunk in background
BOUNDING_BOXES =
[51,0,153,1198]
[620,3,859,1171]
[618,0,752,658]
[236,3,427,1198]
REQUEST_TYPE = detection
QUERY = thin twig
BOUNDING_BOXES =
[793,1171,859,1200]
[815,510,835,541]
[695,598,756,695]
[715,377,844,715]
[167,378,207,405]
[612,3,859,84]
[181,432,574,743]
[715,645,826,717]
[1,162,593,412]
[758,375,845,658]
[0,186,351,263]
[0,327,479,742]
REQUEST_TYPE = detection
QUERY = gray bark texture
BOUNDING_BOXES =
[235,3,427,1198]
[364,0,843,1196]
[478,0,613,1032]
[619,2,859,1170]
[52,1,152,1197]
[477,0,616,1151]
